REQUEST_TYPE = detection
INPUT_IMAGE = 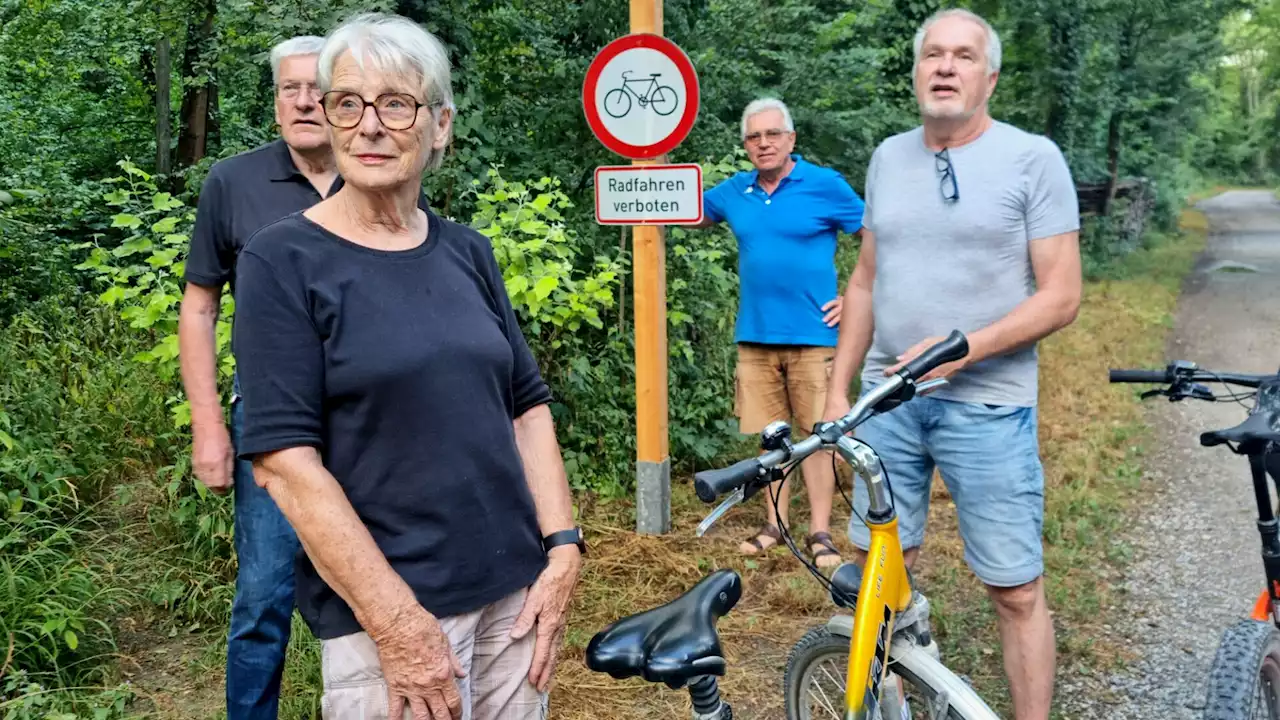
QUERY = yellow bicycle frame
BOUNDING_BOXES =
[843,512,913,720]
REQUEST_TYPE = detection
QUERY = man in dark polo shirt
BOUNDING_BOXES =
[176,36,338,720]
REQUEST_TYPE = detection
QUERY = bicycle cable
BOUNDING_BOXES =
[753,425,901,609]
[1198,369,1265,411]
[827,416,897,522]
[765,461,858,606]
[831,451,863,526]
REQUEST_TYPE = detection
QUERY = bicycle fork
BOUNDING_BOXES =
[1247,449,1280,625]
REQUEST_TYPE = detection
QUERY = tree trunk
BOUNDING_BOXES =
[154,37,172,177]
[1044,0,1084,148]
[175,0,216,173]
[1103,19,1139,217]
[1102,109,1122,216]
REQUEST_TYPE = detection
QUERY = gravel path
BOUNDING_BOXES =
[1058,190,1280,718]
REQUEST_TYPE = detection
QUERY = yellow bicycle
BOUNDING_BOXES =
[585,330,1000,719]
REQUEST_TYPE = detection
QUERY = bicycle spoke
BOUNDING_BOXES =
[804,657,846,719]
[807,680,840,719]
[818,660,846,694]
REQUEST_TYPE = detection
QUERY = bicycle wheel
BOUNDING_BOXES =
[1203,619,1280,719]
[784,625,999,720]
[603,88,631,118]
[649,85,678,116]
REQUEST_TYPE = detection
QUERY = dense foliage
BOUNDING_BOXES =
[2,0,1276,713]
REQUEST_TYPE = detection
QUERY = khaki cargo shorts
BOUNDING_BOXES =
[734,343,835,437]
[319,587,548,720]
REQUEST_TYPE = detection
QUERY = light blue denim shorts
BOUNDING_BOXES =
[846,388,1046,588]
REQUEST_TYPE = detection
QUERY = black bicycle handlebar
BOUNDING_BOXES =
[899,330,970,383]
[1109,369,1171,384]
[694,457,767,503]
[1109,365,1270,389]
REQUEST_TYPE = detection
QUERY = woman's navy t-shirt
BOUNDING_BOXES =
[232,208,551,639]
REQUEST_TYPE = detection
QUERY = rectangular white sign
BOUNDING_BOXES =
[594,164,703,225]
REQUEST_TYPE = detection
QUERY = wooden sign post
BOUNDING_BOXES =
[581,2,700,534]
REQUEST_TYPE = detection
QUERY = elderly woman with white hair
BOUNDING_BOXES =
[231,12,582,720]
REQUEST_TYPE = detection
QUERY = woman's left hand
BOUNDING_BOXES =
[509,546,582,692]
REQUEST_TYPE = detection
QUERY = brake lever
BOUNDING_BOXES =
[1189,383,1216,401]
[694,467,784,537]
[696,486,745,537]
[915,378,949,395]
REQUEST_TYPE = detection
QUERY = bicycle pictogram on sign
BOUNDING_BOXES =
[582,33,700,159]
[603,70,679,118]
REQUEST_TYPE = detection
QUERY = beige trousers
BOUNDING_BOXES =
[320,588,548,720]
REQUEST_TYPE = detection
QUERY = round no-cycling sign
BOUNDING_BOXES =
[582,33,700,159]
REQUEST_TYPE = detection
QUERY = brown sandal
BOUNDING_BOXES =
[740,524,782,554]
[805,532,843,568]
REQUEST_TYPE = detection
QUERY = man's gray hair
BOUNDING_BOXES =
[913,8,1002,75]
[269,36,326,86]
[318,12,455,169]
[740,97,794,140]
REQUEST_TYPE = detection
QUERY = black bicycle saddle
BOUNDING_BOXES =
[584,569,742,688]
[1201,410,1280,448]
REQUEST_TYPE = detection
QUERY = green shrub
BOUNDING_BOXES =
[0,301,174,694]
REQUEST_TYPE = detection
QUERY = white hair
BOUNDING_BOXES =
[740,97,794,140]
[269,36,326,86]
[913,8,1003,75]
[318,12,455,169]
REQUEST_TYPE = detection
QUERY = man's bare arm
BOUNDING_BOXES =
[963,230,1081,364]
[825,230,878,408]
[178,282,233,493]
[179,283,223,425]
[887,231,1082,378]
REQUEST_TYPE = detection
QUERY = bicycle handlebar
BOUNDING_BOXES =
[900,330,970,383]
[693,331,969,504]
[693,457,769,503]
[1108,369,1171,384]
[1108,365,1270,389]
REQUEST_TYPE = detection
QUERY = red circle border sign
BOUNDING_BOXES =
[582,33,700,160]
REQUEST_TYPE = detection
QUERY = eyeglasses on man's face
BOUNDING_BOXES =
[277,82,323,100]
[322,91,437,131]
[744,128,791,145]
[935,148,959,202]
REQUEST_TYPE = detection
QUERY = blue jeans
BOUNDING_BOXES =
[847,388,1045,587]
[227,388,301,719]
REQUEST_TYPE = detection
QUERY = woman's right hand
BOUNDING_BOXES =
[371,603,467,720]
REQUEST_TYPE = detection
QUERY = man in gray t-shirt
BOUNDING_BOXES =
[823,8,1081,719]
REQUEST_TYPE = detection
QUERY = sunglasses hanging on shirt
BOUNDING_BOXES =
[935,147,959,203]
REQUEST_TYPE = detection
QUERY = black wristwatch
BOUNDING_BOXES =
[543,527,586,556]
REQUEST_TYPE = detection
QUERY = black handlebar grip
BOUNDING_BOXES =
[1108,369,1170,383]
[694,457,765,503]
[899,330,969,382]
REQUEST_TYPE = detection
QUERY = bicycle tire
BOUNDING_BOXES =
[784,625,999,720]
[603,88,631,118]
[650,85,678,116]
[1202,619,1280,719]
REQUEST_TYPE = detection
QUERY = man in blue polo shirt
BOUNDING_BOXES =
[700,97,865,568]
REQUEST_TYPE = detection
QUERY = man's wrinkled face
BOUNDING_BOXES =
[275,54,328,152]
[914,16,998,121]
[743,109,795,172]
